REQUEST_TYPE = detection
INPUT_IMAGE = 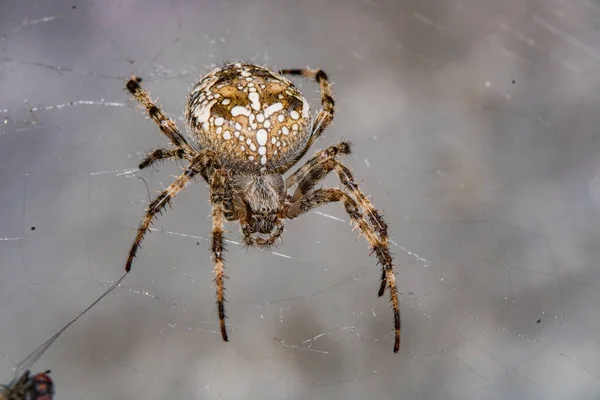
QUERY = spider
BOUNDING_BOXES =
[124,62,401,353]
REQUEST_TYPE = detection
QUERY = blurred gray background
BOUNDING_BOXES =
[2,0,600,398]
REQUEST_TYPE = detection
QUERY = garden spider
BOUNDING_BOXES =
[124,62,401,353]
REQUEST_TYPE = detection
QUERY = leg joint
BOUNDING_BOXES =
[315,70,329,83]
[126,76,142,93]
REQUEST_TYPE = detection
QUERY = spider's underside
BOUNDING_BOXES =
[124,62,401,353]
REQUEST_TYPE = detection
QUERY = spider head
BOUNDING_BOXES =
[235,173,285,234]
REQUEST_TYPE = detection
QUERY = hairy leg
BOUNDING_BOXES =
[126,75,193,153]
[277,68,335,172]
[209,169,230,341]
[286,188,401,353]
[138,148,188,170]
[286,143,388,240]
[286,144,390,296]
[285,141,351,194]
[125,151,214,272]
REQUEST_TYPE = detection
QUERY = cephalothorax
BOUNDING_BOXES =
[124,62,401,352]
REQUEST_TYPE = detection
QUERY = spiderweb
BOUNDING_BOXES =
[2,0,600,398]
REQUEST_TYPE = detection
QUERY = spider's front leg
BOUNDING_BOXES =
[286,187,400,353]
[209,169,231,341]
[287,188,400,352]
[125,151,215,272]
[287,142,388,239]
[285,142,351,201]
[286,142,390,295]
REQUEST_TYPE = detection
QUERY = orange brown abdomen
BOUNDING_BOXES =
[185,63,312,173]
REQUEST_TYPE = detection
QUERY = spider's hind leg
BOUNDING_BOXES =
[209,169,231,342]
[124,151,215,272]
[285,188,401,353]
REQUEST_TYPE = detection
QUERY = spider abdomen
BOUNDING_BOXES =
[185,63,312,173]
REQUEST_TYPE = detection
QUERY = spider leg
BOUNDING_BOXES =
[286,142,388,240]
[139,148,188,170]
[277,68,335,171]
[285,142,351,199]
[209,169,230,341]
[332,162,390,296]
[126,75,194,153]
[125,151,214,272]
[286,144,390,296]
[286,188,400,353]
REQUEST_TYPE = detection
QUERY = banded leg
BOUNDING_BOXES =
[139,148,188,170]
[210,169,229,341]
[285,141,351,193]
[290,151,390,296]
[125,152,213,272]
[332,162,390,295]
[277,68,335,170]
[333,163,388,242]
[288,147,391,297]
[286,143,388,240]
[286,188,401,353]
[126,75,193,153]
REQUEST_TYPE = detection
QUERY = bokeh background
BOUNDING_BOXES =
[2,0,600,398]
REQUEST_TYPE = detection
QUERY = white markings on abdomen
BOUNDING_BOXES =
[264,102,283,118]
[193,99,217,123]
[231,106,251,117]
[248,92,261,111]
[256,129,268,146]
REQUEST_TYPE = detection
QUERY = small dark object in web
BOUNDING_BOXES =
[0,370,54,400]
